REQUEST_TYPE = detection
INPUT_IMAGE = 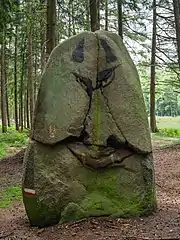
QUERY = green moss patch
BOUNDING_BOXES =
[23,194,60,227]
[0,186,22,208]
[61,202,85,223]
[78,167,156,219]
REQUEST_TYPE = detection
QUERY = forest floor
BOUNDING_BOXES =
[0,142,180,239]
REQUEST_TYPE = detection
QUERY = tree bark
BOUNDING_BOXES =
[46,0,56,56]
[86,2,91,31]
[27,27,34,129]
[150,0,158,133]
[5,77,10,127]
[14,24,19,131]
[173,0,180,67]
[72,4,76,35]
[5,42,10,127]
[89,0,100,32]
[105,0,108,31]
[117,0,123,38]
[26,88,30,129]
[19,38,26,131]
[40,2,46,73]
[0,29,7,133]
[34,49,38,103]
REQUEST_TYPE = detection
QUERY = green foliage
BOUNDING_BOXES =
[139,66,180,117]
[0,186,22,208]
[159,128,180,137]
[0,127,28,158]
[0,142,7,158]
[0,129,28,147]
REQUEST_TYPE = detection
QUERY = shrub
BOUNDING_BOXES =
[159,128,180,137]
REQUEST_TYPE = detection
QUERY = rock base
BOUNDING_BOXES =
[22,141,156,227]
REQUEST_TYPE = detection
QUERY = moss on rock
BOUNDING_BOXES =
[60,202,85,223]
[22,30,156,227]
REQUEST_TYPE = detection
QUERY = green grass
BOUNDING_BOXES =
[151,117,180,148]
[156,116,180,129]
[158,128,180,137]
[0,142,7,158]
[0,127,28,159]
[150,117,180,147]
[0,186,22,208]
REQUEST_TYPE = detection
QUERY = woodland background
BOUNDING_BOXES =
[1,2,180,238]
[1,0,180,134]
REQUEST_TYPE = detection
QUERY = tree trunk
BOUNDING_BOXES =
[150,0,158,133]
[97,0,100,29]
[5,78,10,127]
[173,0,180,67]
[27,27,34,129]
[86,2,91,31]
[24,86,27,129]
[72,4,76,35]
[117,0,123,38]
[0,29,7,133]
[26,88,30,129]
[68,3,71,37]
[19,38,26,131]
[46,0,56,56]
[40,0,46,72]
[5,43,10,127]
[89,0,99,32]
[34,50,38,103]
[105,0,108,31]
[14,24,19,131]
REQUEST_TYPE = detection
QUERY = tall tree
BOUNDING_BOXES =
[150,0,158,133]
[40,0,46,73]
[173,0,180,67]
[1,29,7,133]
[89,0,100,31]
[27,26,34,128]
[14,24,19,131]
[5,39,10,127]
[46,0,56,56]
[19,36,26,131]
[105,0,108,31]
[117,0,123,38]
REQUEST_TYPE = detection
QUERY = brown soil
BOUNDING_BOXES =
[0,146,180,240]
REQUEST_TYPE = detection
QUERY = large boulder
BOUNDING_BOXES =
[22,30,156,227]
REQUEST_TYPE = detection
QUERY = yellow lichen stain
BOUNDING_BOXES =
[92,91,101,151]
[49,125,56,138]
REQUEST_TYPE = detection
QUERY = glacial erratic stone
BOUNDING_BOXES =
[22,30,156,227]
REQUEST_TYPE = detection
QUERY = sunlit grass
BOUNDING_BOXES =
[0,186,22,208]
[156,116,180,129]
[0,126,28,159]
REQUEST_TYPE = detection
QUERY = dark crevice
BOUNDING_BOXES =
[107,135,135,153]
[95,67,116,90]
[80,97,92,144]
[73,72,93,98]
[67,146,135,170]
[32,136,80,147]
[83,142,108,148]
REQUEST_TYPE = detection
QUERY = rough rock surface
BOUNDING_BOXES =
[22,30,156,227]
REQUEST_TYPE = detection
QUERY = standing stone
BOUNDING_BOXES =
[22,30,156,227]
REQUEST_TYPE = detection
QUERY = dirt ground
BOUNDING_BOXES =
[0,145,180,240]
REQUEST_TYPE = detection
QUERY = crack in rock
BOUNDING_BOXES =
[67,142,135,170]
